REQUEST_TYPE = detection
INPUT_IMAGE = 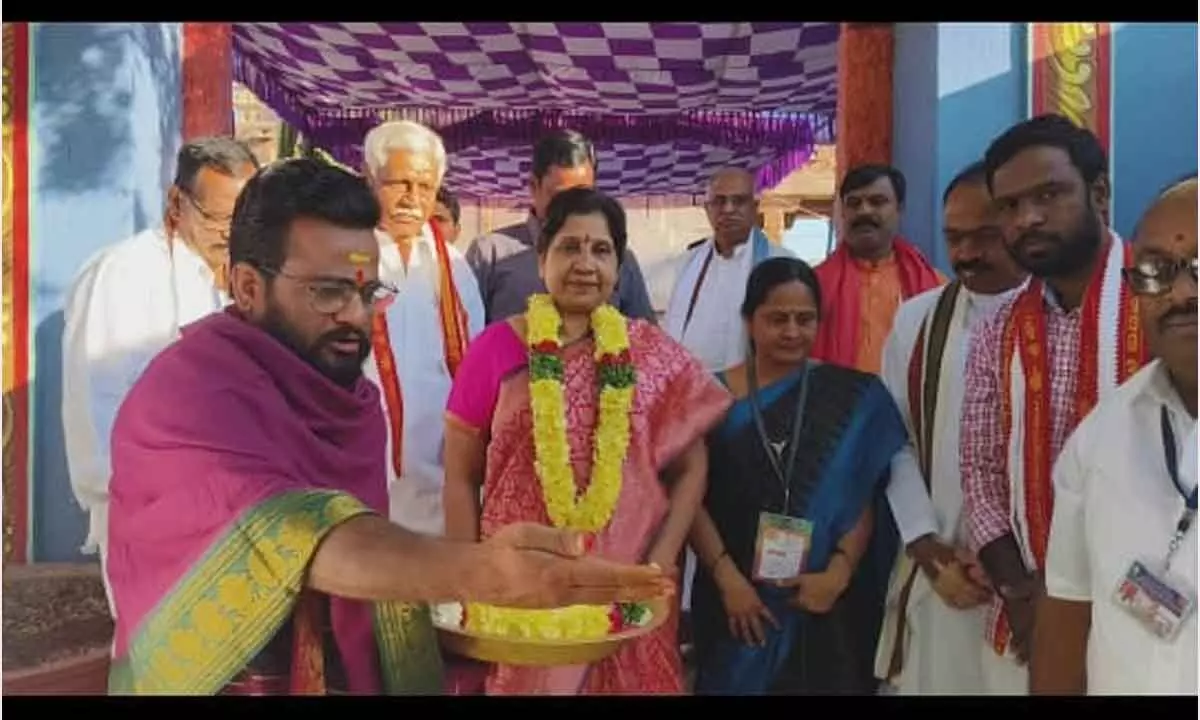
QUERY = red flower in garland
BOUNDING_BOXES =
[533,340,559,354]
[598,349,632,368]
[607,605,624,633]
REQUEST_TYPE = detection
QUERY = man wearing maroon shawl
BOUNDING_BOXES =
[104,158,670,695]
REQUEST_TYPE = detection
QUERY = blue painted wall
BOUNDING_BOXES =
[1110,23,1198,238]
[29,23,183,561]
[892,23,940,268]
[892,22,1197,271]
[893,23,1027,273]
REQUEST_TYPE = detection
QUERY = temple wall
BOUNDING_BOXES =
[1108,23,1197,235]
[892,22,1197,274]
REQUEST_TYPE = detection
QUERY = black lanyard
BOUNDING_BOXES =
[1160,405,1196,570]
[680,248,715,336]
[746,360,810,515]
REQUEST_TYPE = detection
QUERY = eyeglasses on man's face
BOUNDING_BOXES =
[257,265,397,315]
[181,190,235,235]
[1123,256,1198,297]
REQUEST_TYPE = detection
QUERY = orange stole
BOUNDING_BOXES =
[370,221,470,479]
[991,239,1146,654]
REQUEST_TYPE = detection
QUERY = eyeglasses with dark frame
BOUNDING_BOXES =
[180,189,235,234]
[1122,256,1199,297]
[256,265,397,315]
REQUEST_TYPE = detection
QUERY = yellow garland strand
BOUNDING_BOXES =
[525,293,632,532]
[464,294,635,641]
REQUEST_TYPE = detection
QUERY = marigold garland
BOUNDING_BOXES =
[525,293,634,531]
[464,293,637,641]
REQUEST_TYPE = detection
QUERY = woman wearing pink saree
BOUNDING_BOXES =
[443,187,732,695]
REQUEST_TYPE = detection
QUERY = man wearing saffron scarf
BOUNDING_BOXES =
[811,164,946,374]
[105,158,671,695]
[361,120,484,538]
[960,115,1149,694]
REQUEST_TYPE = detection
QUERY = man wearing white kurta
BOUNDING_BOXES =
[876,163,1028,694]
[62,137,258,606]
[664,167,792,622]
[1033,176,1198,695]
[663,168,794,372]
[361,120,484,537]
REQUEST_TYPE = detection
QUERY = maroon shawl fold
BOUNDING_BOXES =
[107,309,389,692]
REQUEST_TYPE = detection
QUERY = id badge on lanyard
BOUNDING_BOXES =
[1111,406,1198,643]
[748,360,814,582]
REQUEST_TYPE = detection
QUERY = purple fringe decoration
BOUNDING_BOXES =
[234,52,834,197]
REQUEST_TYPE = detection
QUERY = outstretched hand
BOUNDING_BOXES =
[481,523,675,608]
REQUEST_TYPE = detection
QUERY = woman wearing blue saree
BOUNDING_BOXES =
[690,257,907,695]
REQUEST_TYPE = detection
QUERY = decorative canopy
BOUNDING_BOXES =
[232,22,839,198]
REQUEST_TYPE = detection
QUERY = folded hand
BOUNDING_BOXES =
[931,560,992,609]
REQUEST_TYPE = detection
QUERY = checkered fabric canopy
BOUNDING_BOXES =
[232,22,839,198]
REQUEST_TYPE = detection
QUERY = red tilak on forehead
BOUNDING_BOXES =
[355,267,365,284]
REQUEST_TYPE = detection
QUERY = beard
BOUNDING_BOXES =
[1006,204,1104,278]
[260,298,370,388]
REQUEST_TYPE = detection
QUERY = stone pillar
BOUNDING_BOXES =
[762,207,785,244]
[4,21,32,565]
[183,23,233,139]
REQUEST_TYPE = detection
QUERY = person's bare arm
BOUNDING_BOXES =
[646,438,708,571]
[308,515,670,608]
[960,312,1042,658]
[1030,596,1090,694]
[1032,431,1093,694]
[443,419,486,542]
[688,505,728,575]
[780,503,874,613]
[837,502,874,567]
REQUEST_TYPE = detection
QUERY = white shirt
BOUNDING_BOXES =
[1045,359,1198,695]
[364,226,484,537]
[666,238,794,373]
[876,282,1024,694]
[62,228,227,581]
[885,284,1022,545]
